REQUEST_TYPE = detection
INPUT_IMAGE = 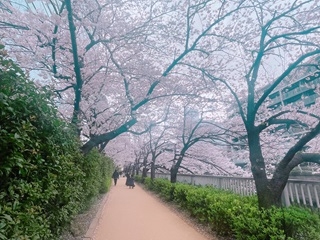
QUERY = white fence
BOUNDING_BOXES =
[282,179,320,208]
[153,173,320,209]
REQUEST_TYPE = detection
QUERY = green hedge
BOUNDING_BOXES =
[0,45,113,239]
[137,177,320,240]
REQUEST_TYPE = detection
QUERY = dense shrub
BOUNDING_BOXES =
[140,177,320,240]
[80,149,113,206]
[232,205,320,240]
[0,45,113,239]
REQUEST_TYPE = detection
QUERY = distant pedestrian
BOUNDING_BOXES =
[127,174,135,189]
[125,173,130,186]
[112,170,120,186]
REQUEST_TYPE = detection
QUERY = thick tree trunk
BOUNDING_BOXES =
[247,129,280,208]
[170,166,178,183]
[254,178,283,208]
[248,128,296,208]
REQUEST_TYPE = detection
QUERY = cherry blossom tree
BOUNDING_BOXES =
[104,133,136,164]
[135,141,152,178]
[0,0,245,155]
[196,0,320,208]
[0,0,170,150]
[145,125,171,179]
[181,142,247,176]
[129,98,244,180]
[161,100,234,182]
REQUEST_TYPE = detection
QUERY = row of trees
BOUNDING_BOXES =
[1,0,320,208]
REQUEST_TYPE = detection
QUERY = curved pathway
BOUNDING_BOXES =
[85,177,213,240]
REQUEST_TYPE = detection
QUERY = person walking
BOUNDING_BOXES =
[112,170,120,186]
[127,174,135,189]
[125,173,130,186]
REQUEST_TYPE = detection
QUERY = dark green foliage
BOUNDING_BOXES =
[0,46,113,239]
[140,177,320,240]
[232,205,320,240]
[81,149,113,206]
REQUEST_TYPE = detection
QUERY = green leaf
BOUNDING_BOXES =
[1,214,13,222]
[0,232,7,240]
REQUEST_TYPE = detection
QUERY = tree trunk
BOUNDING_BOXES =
[250,146,289,208]
[142,167,148,178]
[249,132,292,208]
[266,167,292,207]
[254,178,288,208]
[151,161,155,180]
[170,166,178,183]
[247,129,276,208]
[134,160,140,176]
[135,167,139,176]
[170,154,185,183]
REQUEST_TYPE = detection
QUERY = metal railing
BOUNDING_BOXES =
[153,173,320,209]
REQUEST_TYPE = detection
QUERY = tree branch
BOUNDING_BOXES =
[275,121,320,174]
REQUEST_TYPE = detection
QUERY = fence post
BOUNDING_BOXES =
[282,185,291,207]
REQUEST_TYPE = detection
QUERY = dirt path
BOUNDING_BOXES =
[85,177,213,240]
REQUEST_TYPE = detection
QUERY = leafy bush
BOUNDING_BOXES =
[232,205,320,240]
[80,149,113,207]
[0,45,113,239]
[140,177,320,239]
[172,183,190,207]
